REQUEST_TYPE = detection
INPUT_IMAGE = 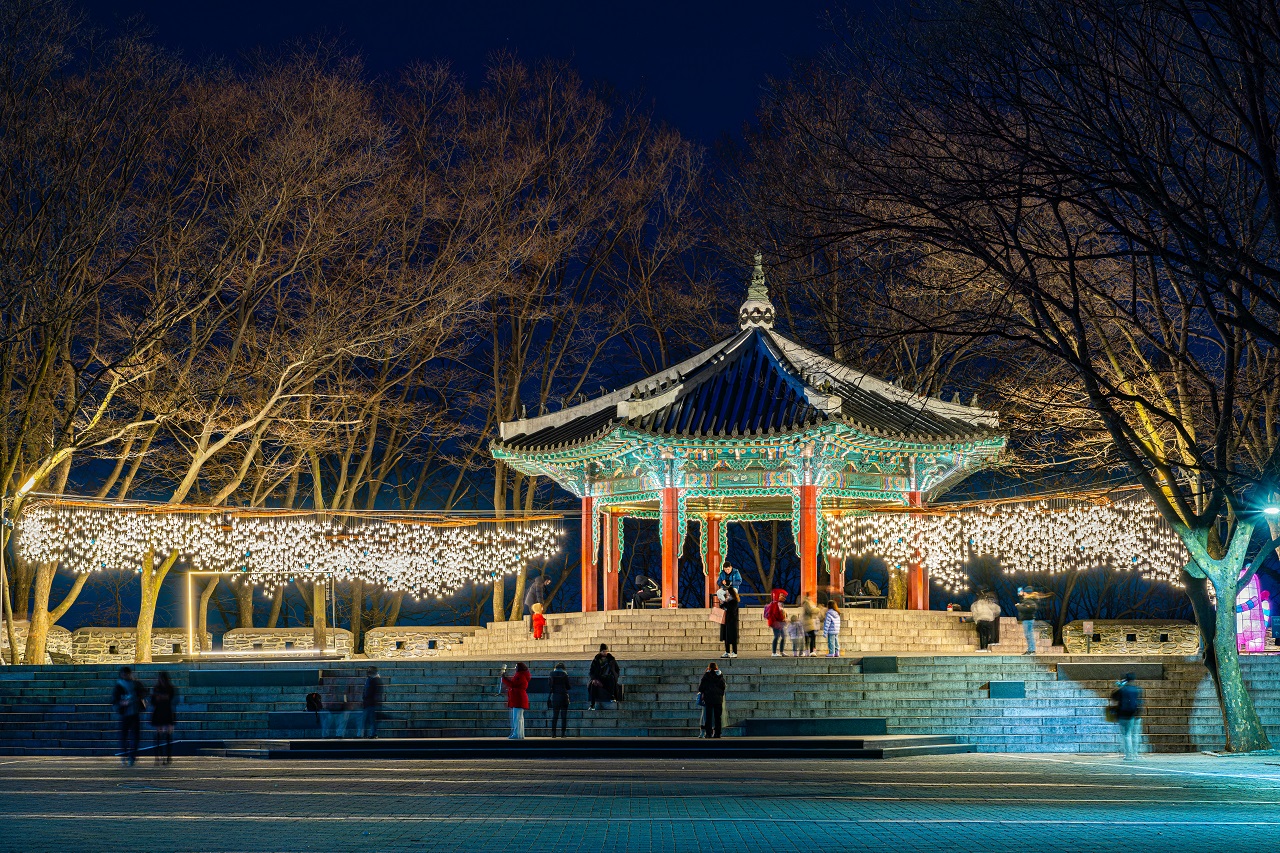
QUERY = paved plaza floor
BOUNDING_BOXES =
[2,751,1279,852]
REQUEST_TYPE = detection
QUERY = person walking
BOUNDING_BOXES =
[111,666,146,766]
[588,644,620,711]
[716,563,742,594]
[501,662,531,739]
[764,589,788,657]
[1111,673,1144,760]
[1016,587,1039,654]
[718,582,740,658]
[360,666,383,738]
[971,592,1001,651]
[823,600,842,657]
[697,662,727,738]
[548,662,571,737]
[149,672,177,765]
[524,576,552,616]
[801,593,821,656]
[786,614,804,657]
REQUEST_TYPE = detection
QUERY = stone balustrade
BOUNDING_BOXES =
[70,628,208,664]
[220,627,353,658]
[0,621,73,663]
[1062,619,1199,655]
[364,626,479,658]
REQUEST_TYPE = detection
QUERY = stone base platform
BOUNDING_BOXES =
[430,606,983,660]
[203,734,972,760]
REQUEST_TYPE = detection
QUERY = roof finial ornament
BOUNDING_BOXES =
[739,250,776,330]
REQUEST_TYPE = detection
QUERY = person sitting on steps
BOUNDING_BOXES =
[632,573,660,608]
[588,643,621,710]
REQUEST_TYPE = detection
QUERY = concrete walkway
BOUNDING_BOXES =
[2,752,1278,852]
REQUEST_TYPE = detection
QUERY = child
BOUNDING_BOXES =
[786,614,804,657]
[823,600,842,657]
[532,603,547,640]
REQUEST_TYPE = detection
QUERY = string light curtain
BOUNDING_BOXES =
[826,498,1187,593]
[16,502,565,599]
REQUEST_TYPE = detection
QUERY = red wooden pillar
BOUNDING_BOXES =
[660,486,679,608]
[827,554,844,598]
[704,516,722,608]
[906,490,929,610]
[799,483,819,602]
[581,496,598,612]
[602,512,620,611]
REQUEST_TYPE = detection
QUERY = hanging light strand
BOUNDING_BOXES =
[16,502,565,599]
[827,497,1186,594]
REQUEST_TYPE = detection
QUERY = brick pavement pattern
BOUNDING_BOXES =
[2,753,1279,852]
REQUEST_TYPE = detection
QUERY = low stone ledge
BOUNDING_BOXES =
[1062,620,1198,655]
[221,628,353,658]
[0,621,72,663]
[71,628,208,664]
[365,626,480,658]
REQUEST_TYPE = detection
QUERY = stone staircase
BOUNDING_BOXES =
[2,654,1278,755]
[437,606,982,659]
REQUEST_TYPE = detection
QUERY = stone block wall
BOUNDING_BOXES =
[0,621,73,663]
[221,627,353,658]
[70,628,208,664]
[1062,619,1199,655]
[364,626,479,658]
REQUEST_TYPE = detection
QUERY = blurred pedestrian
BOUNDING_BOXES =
[801,593,821,656]
[501,662,531,739]
[823,600,842,657]
[971,592,1001,651]
[360,666,383,738]
[786,614,804,657]
[718,582,740,658]
[149,671,177,765]
[111,666,146,766]
[698,662,726,738]
[1016,587,1040,654]
[764,589,788,656]
[548,662,571,737]
[1111,673,1144,760]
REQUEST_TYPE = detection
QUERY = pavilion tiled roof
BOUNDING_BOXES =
[498,327,999,454]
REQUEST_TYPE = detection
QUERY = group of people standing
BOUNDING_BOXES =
[111,667,176,766]
[499,643,622,739]
[714,565,843,657]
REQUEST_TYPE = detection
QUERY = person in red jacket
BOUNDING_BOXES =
[531,603,547,640]
[501,662,531,739]
[764,589,789,657]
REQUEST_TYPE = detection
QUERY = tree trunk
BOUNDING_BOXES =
[1212,590,1270,751]
[1053,570,1080,647]
[350,579,364,652]
[492,459,507,621]
[312,580,327,650]
[386,591,403,628]
[887,569,907,610]
[24,561,81,664]
[267,586,284,629]
[234,580,254,629]
[135,548,178,663]
[198,577,220,652]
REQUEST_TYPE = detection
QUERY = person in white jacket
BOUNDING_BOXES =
[970,593,1001,651]
[823,601,842,657]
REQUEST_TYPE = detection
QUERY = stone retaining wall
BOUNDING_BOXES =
[220,627,353,658]
[70,628,208,664]
[1063,619,1199,655]
[364,626,479,658]
[0,622,73,663]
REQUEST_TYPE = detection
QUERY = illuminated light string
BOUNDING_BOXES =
[826,499,1187,594]
[16,503,565,599]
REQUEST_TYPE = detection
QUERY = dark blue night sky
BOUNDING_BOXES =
[81,0,882,144]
